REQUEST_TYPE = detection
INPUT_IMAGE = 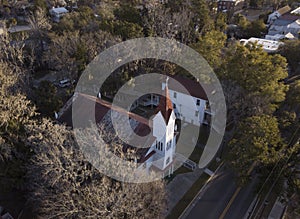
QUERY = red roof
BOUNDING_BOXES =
[59,93,151,129]
[156,83,173,123]
[58,93,155,161]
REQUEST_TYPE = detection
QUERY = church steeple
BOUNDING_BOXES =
[156,77,173,123]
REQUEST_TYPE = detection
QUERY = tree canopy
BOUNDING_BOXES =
[227,115,285,181]
[220,44,288,113]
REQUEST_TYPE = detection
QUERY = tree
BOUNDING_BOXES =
[190,0,212,33]
[221,44,288,113]
[27,7,52,68]
[249,0,264,8]
[143,5,196,44]
[44,30,120,79]
[25,120,166,218]
[227,115,285,182]
[33,0,47,11]
[34,80,62,116]
[191,30,226,68]
[114,3,142,25]
[279,40,300,74]
[215,12,227,32]
[243,19,267,38]
[285,80,300,108]
[0,62,36,190]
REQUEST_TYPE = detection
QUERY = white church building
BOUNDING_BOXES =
[58,75,210,176]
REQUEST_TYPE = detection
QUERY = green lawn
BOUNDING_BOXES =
[166,166,192,184]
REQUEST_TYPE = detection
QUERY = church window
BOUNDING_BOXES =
[166,141,172,151]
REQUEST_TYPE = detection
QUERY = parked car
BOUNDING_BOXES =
[59,79,71,88]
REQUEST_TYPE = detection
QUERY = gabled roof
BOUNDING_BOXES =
[272,18,294,26]
[58,93,155,162]
[279,14,300,21]
[58,93,151,131]
[277,5,291,15]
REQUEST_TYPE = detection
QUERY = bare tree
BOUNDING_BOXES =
[25,120,166,218]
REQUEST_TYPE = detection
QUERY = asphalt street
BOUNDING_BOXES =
[184,166,258,219]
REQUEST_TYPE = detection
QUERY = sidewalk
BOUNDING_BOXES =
[166,167,204,214]
[268,197,286,219]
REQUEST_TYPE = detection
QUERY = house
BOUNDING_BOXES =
[268,16,300,38]
[217,0,244,12]
[267,5,291,24]
[265,32,296,41]
[49,7,69,22]
[240,37,284,53]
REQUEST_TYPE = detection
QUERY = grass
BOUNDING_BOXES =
[198,125,210,145]
[188,146,203,163]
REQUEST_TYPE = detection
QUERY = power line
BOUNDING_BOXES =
[250,125,300,219]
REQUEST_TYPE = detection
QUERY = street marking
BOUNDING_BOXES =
[219,163,256,219]
[219,187,242,219]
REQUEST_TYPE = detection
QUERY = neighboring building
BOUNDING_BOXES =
[291,6,300,15]
[268,16,300,38]
[240,37,284,53]
[217,0,243,12]
[265,32,296,40]
[267,5,291,24]
[49,7,69,22]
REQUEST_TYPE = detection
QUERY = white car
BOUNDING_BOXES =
[59,79,71,88]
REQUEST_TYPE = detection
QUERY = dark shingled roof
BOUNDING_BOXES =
[168,75,210,100]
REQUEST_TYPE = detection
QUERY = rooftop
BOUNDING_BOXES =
[167,75,211,101]
[50,7,68,14]
[155,82,173,123]
[277,5,291,15]
[58,93,155,162]
[240,37,284,53]
[272,18,295,26]
[291,6,300,15]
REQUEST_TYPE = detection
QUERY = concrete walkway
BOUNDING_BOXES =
[268,197,286,219]
[166,167,204,214]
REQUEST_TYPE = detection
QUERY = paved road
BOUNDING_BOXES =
[224,176,259,219]
[184,166,258,219]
